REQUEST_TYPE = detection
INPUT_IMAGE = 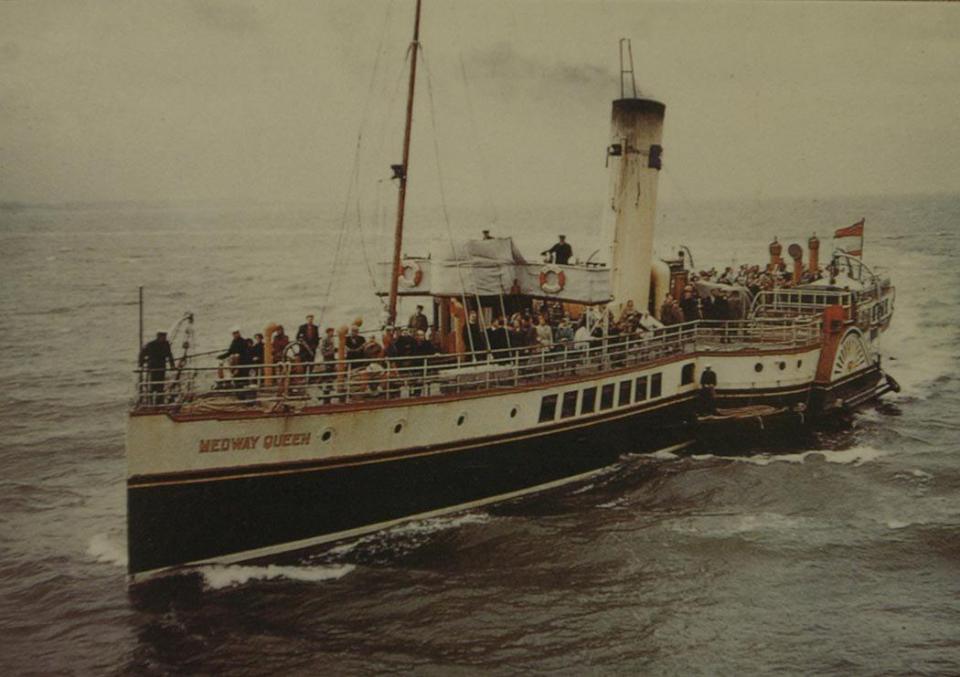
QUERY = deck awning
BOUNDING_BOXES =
[377,237,612,304]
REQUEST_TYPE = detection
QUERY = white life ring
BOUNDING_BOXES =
[398,261,423,288]
[539,265,566,294]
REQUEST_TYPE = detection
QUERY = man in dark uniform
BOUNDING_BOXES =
[296,314,321,380]
[409,329,437,396]
[218,327,250,394]
[139,330,175,405]
[541,234,573,265]
[699,364,718,414]
[680,287,700,322]
[486,317,509,356]
[462,311,487,358]
[345,325,366,368]
[408,304,429,333]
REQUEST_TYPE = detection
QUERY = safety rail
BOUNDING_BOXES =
[751,288,855,318]
[132,317,822,414]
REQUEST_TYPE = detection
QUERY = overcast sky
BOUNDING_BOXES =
[1,0,958,207]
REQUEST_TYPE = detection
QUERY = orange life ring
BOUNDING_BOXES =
[539,265,566,294]
[398,261,423,288]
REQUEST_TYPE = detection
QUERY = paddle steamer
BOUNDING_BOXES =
[126,2,896,582]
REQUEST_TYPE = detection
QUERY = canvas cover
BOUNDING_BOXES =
[378,237,611,303]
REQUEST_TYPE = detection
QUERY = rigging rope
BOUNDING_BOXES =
[419,46,454,240]
[319,1,397,328]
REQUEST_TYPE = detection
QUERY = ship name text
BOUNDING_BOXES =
[198,432,312,453]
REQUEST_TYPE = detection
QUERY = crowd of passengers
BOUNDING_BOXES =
[201,301,677,402]
[660,261,828,325]
[214,301,667,376]
[139,258,831,405]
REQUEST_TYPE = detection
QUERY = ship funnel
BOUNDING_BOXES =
[606,42,664,314]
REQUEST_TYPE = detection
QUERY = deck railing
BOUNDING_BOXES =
[132,317,821,414]
[750,288,855,318]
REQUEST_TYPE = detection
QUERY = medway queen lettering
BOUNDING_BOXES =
[198,432,311,453]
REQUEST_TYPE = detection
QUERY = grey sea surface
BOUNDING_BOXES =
[1,194,958,674]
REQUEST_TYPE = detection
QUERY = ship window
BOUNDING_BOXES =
[561,391,578,419]
[321,428,333,442]
[600,384,615,410]
[393,421,404,434]
[510,407,518,418]
[797,359,803,368]
[755,363,764,373]
[681,363,695,385]
[778,361,786,370]
[581,387,597,414]
[456,413,466,426]
[650,373,662,398]
[635,376,648,401]
[618,380,632,407]
[538,395,558,423]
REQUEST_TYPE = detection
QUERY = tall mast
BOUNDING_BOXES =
[387,0,423,326]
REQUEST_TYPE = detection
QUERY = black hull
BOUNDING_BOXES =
[128,395,697,578]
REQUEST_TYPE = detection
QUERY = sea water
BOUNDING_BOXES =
[1,193,958,674]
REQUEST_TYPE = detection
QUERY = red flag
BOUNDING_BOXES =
[834,219,864,239]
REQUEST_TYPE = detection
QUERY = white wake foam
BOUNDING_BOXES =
[325,512,491,556]
[200,563,355,589]
[697,445,886,467]
[86,532,127,567]
[649,449,680,460]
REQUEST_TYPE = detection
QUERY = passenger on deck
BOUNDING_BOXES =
[487,317,510,356]
[541,235,572,265]
[409,330,437,396]
[296,315,320,360]
[619,300,641,333]
[701,290,717,320]
[680,287,701,322]
[139,330,175,405]
[250,333,265,385]
[391,327,416,359]
[345,325,366,366]
[535,315,553,350]
[408,304,429,333]
[272,326,290,362]
[714,291,730,322]
[574,320,592,351]
[555,315,575,344]
[509,318,526,351]
[218,327,251,394]
[463,311,487,358]
[297,315,321,384]
[320,327,337,365]
[699,365,718,414]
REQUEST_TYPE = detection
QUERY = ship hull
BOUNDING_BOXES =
[127,392,697,579]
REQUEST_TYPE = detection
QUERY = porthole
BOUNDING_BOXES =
[456,413,466,426]
[797,359,803,368]
[320,428,334,442]
[778,361,786,371]
[754,363,764,373]
[393,420,405,434]
[509,407,518,418]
